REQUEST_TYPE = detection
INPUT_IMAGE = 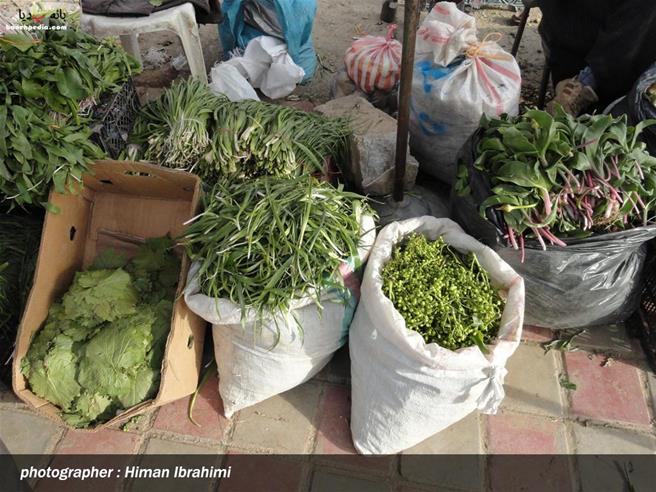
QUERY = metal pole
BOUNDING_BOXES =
[393,0,421,202]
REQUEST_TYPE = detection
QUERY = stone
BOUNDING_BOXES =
[0,409,63,454]
[230,382,321,453]
[153,374,230,442]
[402,412,483,490]
[501,343,564,416]
[486,412,568,453]
[315,94,419,196]
[310,469,391,492]
[564,352,651,426]
[143,437,219,455]
[56,429,141,454]
[572,422,656,491]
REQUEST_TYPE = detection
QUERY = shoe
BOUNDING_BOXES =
[546,78,599,116]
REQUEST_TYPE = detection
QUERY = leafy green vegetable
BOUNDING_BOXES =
[131,78,351,184]
[21,237,179,428]
[0,17,139,208]
[381,234,504,352]
[62,269,138,327]
[180,175,371,334]
[456,108,656,260]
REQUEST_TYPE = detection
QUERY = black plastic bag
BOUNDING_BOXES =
[628,62,656,156]
[450,133,656,330]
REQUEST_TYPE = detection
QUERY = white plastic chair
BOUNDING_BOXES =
[81,2,208,82]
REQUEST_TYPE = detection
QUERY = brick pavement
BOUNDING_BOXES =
[1,324,655,491]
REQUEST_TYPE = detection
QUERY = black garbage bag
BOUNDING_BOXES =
[628,62,656,156]
[450,133,656,330]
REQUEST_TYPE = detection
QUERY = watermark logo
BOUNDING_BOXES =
[4,8,69,32]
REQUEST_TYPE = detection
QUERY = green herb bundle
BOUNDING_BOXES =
[132,78,351,183]
[0,19,139,208]
[180,175,370,327]
[382,234,504,352]
[133,78,223,171]
[21,237,179,428]
[456,108,656,259]
[0,25,138,115]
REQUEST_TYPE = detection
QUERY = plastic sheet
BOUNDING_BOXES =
[628,62,656,156]
[450,133,656,329]
[219,0,317,81]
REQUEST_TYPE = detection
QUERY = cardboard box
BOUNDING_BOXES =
[12,160,207,429]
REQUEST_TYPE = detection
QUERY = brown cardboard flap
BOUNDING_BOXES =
[84,160,198,201]
[13,160,206,430]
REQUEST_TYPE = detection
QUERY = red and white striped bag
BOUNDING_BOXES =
[345,24,402,94]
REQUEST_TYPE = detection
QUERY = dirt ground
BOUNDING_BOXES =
[0,1,548,106]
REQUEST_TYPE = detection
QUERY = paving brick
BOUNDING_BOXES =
[230,382,321,453]
[486,412,568,453]
[402,413,482,490]
[488,455,573,492]
[143,437,219,454]
[310,469,392,492]
[571,421,656,453]
[132,447,222,492]
[574,324,642,359]
[56,428,142,454]
[314,384,391,472]
[36,456,131,492]
[0,409,63,454]
[572,422,656,491]
[218,455,304,492]
[501,344,563,416]
[522,325,554,343]
[314,346,350,385]
[154,374,229,442]
[564,352,651,425]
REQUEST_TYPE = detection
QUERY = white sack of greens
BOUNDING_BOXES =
[349,216,524,454]
[182,175,376,417]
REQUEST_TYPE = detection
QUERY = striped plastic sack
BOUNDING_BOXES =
[409,1,521,184]
[345,24,402,94]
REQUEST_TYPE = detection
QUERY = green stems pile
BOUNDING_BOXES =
[134,78,221,171]
[382,234,503,352]
[456,108,656,260]
[180,175,370,332]
[132,79,351,183]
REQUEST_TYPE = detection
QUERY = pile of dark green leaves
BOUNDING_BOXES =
[0,212,43,385]
[180,175,370,332]
[131,78,351,184]
[382,234,503,352]
[0,18,139,209]
[456,108,656,257]
[21,237,179,428]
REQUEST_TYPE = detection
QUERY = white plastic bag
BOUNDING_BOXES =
[184,216,376,417]
[349,216,524,454]
[210,63,260,101]
[345,24,402,94]
[409,2,521,184]
[223,35,305,100]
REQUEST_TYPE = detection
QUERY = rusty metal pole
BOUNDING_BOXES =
[393,0,421,202]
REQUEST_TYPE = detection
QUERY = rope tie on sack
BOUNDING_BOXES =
[464,32,511,61]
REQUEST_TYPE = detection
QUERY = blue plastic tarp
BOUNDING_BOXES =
[219,0,317,82]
